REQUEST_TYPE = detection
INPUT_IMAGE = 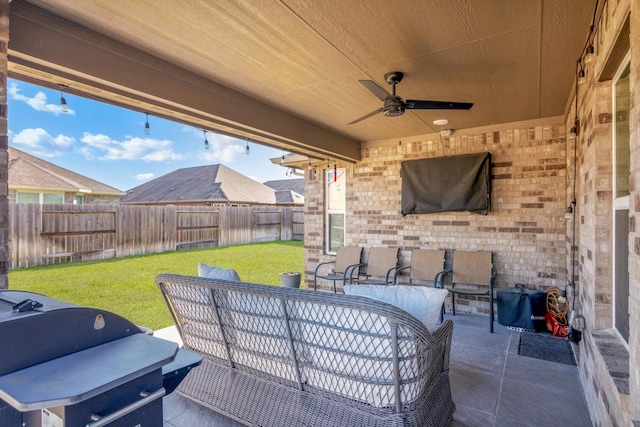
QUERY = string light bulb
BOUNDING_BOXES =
[584,45,595,63]
[203,130,209,149]
[59,85,69,113]
[577,69,586,85]
[245,138,250,155]
[144,113,150,135]
[577,59,586,85]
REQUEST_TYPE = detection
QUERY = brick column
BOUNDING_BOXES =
[0,0,8,289]
[628,0,640,420]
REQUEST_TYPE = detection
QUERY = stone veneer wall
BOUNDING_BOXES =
[305,117,569,311]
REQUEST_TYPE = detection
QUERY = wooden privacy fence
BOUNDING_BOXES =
[9,204,304,269]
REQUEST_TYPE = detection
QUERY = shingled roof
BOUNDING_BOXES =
[263,179,304,196]
[120,164,277,205]
[8,146,124,196]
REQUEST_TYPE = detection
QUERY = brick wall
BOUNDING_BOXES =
[305,118,569,308]
[627,0,639,420]
[304,4,640,422]
[570,0,640,424]
[0,0,8,290]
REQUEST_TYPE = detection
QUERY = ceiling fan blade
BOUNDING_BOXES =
[348,108,384,125]
[405,100,474,110]
[359,80,392,102]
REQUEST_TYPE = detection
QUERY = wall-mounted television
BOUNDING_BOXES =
[400,152,491,216]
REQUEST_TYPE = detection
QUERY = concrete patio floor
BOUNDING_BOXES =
[161,313,592,427]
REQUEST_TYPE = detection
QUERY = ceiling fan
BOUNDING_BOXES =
[348,71,473,125]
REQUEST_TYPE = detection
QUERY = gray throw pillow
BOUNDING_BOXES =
[197,263,241,282]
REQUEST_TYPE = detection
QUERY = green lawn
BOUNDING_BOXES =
[8,240,304,330]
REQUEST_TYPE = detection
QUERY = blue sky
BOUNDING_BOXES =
[7,78,296,191]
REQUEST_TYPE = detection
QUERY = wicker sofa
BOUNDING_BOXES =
[156,274,455,427]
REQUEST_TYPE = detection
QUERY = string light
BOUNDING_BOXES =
[58,84,69,113]
[245,138,250,155]
[575,1,601,86]
[203,130,209,149]
[577,59,586,85]
[584,45,595,63]
[144,113,150,135]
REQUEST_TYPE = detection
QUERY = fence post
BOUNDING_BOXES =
[281,207,292,241]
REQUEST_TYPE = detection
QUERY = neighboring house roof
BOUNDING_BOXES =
[8,146,124,196]
[120,164,277,205]
[264,179,304,196]
[274,190,304,205]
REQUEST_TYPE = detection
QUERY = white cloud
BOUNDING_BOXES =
[196,133,246,163]
[80,133,186,162]
[8,82,75,116]
[136,172,154,181]
[9,128,75,157]
[198,144,245,163]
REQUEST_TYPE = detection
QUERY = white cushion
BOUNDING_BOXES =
[343,285,448,333]
[197,263,241,281]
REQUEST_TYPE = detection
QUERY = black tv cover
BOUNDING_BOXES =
[401,152,491,216]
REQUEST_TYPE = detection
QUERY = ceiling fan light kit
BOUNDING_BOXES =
[349,71,473,125]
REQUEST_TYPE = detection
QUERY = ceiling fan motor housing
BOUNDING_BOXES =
[383,96,405,117]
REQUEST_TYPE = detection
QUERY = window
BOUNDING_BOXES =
[16,192,64,204]
[75,195,84,205]
[326,168,345,253]
[42,193,64,204]
[612,54,630,344]
[16,192,39,204]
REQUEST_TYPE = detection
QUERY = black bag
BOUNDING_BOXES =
[497,287,546,332]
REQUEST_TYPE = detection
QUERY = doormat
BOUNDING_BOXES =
[518,333,576,366]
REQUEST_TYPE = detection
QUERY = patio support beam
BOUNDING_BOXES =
[7,1,361,163]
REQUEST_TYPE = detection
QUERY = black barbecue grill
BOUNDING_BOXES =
[0,290,200,427]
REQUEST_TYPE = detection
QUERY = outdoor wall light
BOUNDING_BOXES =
[203,130,209,149]
[144,113,150,135]
[59,84,69,113]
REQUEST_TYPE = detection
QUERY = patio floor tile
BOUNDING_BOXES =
[163,313,592,426]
